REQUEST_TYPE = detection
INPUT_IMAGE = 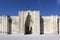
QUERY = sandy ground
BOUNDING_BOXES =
[0,34,59,40]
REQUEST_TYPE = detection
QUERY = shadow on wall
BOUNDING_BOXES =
[25,13,32,34]
[8,19,12,34]
[40,16,44,34]
[57,19,59,34]
[7,15,12,34]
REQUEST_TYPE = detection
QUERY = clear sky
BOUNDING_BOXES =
[0,0,60,16]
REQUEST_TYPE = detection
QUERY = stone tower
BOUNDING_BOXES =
[2,14,12,34]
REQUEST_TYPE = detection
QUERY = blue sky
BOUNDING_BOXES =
[0,0,60,16]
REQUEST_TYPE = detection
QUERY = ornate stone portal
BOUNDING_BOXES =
[19,10,40,35]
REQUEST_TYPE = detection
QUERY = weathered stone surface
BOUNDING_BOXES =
[0,10,59,35]
[10,16,19,34]
[19,10,40,34]
[42,15,58,34]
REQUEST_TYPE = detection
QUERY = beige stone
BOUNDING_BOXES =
[0,10,59,35]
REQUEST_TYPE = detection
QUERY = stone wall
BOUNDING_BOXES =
[10,16,19,34]
[42,15,58,34]
[0,16,2,34]
[0,11,60,35]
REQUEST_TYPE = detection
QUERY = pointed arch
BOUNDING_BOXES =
[25,13,32,34]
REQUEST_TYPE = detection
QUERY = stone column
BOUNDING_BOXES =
[51,15,58,34]
[2,15,7,34]
[32,11,40,35]
[2,15,11,34]
[19,11,24,34]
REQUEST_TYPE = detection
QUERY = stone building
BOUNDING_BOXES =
[0,10,59,35]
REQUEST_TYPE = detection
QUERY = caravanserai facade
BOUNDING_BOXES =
[0,10,60,35]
